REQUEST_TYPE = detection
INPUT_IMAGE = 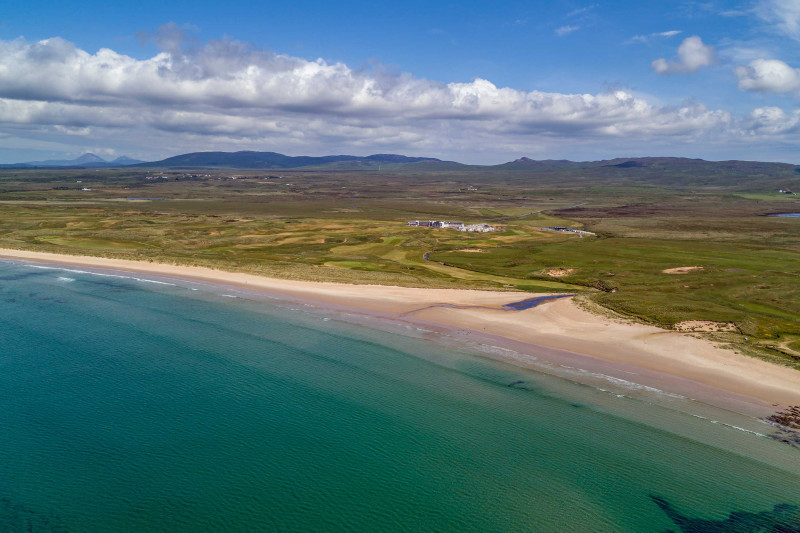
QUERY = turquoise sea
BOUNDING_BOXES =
[1,259,799,532]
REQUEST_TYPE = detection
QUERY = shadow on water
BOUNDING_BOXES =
[0,497,68,532]
[652,495,800,532]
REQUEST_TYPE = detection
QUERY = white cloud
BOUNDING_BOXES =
[626,30,682,44]
[744,106,800,134]
[652,36,717,74]
[3,31,793,163]
[734,58,800,93]
[756,0,800,40]
[0,35,730,135]
[555,25,580,36]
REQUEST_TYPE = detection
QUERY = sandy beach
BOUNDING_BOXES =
[2,247,799,414]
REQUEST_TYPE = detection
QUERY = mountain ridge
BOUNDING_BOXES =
[135,151,800,171]
[6,153,145,168]
[131,151,454,169]
[3,151,799,176]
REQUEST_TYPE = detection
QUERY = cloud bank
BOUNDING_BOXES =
[0,29,794,162]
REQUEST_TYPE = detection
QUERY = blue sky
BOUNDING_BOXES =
[1,0,800,163]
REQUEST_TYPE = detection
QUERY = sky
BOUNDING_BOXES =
[1,0,800,164]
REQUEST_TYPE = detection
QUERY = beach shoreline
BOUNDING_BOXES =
[2,247,799,416]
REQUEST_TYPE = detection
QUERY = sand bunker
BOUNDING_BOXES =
[674,321,738,332]
[547,268,575,277]
[663,266,704,274]
[457,249,485,253]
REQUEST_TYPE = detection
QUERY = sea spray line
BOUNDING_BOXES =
[589,373,688,399]
[27,264,178,286]
[690,414,769,438]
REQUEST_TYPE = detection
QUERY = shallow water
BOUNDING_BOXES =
[0,260,798,532]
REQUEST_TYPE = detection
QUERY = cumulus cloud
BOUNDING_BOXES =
[652,36,717,74]
[734,58,800,93]
[0,30,763,162]
[744,106,800,134]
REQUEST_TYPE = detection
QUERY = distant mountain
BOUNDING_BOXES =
[490,155,800,174]
[23,153,107,167]
[110,156,146,165]
[135,151,455,170]
[6,153,145,168]
[491,157,583,171]
[489,156,719,171]
[482,156,800,189]
[122,151,800,189]
[365,154,440,164]
[4,152,797,184]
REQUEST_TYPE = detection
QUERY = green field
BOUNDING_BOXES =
[1,165,799,367]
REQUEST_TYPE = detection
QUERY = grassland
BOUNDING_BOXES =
[1,165,799,367]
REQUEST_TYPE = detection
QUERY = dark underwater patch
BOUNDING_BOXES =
[0,496,68,532]
[651,494,800,532]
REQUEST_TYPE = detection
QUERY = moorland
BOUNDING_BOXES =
[1,155,799,368]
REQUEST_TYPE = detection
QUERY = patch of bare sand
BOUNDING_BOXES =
[674,320,738,332]
[547,268,574,277]
[663,266,703,274]
[456,249,485,253]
